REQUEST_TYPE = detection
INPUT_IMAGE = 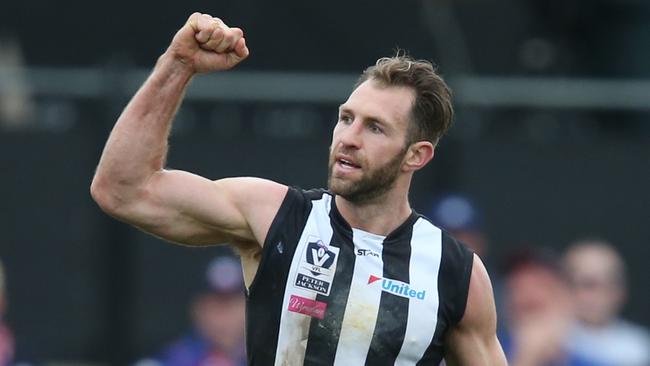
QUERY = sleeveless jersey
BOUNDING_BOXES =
[246,188,474,366]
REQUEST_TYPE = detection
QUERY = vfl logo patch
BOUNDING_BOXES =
[288,294,327,319]
[306,241,336,275]
[368,275,427,300]
[294,237,339,296]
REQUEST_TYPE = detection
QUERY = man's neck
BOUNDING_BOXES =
[335,190,412,237]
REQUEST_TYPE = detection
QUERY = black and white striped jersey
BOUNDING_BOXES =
[246,188,474,366]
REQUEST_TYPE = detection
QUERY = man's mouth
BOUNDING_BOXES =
[337,157,361,169]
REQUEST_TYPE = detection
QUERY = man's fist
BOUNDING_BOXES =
[167,13,249,74]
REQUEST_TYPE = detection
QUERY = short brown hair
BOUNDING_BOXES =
[355,54,454,145]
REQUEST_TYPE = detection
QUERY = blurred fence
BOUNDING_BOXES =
[4,67,650,109]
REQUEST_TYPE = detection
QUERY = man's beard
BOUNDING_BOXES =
[327,147,407,204]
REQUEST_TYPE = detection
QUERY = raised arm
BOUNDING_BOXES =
[90,13,287,250]
[444,254,508,366]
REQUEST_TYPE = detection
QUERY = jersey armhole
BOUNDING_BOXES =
[246,186,304,296]
[246,186,307,296]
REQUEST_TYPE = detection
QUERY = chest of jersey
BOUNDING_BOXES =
[273,196,444,366]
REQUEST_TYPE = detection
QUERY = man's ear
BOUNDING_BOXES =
[403,141,435,171]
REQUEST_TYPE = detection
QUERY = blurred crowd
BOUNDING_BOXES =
[430,194,650,366]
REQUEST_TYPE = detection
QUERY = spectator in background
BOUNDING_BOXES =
[429,194,488,257]
[563,239,650,366]
[145,256,247,366]
[0,259,14,366]
[500,248,602,366]
[429,193,508,315]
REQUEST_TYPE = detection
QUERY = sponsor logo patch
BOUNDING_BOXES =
[294,237,339,296]
[305,240,336,276]
[288,294,327,319]
[367,275,427,300]
[356,248,380,258]
[295,273,330,295]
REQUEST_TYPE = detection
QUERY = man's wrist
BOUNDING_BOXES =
[153,51,196,86]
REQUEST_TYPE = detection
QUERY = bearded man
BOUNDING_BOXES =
[91,13,506,366]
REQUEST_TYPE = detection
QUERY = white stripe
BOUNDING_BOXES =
[394,219,443,365]
[274,194,334,366]
[333,229,385,366]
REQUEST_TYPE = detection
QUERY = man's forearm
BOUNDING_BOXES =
[91,13,249,220]
[92,52,194,201]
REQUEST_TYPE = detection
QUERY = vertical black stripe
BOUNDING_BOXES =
[417,230,473,366]
[246,188,322,366]
[364,226,414,366]
[302,201,357,366]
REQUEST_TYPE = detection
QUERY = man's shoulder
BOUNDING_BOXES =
[289,186,332,201]
[415,213,473,254]
[575,319,650,344]
[609,319,650,343]
[413,213,475,326]
[276,186,333,212]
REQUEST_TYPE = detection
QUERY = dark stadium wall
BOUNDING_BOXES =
[5,0,648,78]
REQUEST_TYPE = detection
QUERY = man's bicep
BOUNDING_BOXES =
[444,255,507,366]
[131,170,287,246]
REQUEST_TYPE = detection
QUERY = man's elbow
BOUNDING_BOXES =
[90,174,135,218]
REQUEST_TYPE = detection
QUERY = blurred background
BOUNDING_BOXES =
[0,0,649,365]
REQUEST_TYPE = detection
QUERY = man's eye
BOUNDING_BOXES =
[369,124,383,134]
[339,115,352,124]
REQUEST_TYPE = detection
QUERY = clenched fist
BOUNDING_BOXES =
[167,12,249,74]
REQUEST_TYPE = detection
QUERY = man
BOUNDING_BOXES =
[429,194,487,257]
[499,248,601,366]
[563,240,650,366]
[91,13,505,365]
[150,256,246,366]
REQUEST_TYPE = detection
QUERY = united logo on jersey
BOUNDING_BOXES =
[367,275,427,300]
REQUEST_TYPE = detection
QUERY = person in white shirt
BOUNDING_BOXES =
[563,239,650,366]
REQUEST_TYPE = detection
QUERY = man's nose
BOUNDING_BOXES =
[338,120,363,148]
